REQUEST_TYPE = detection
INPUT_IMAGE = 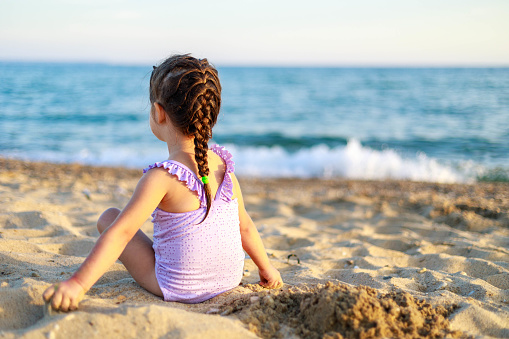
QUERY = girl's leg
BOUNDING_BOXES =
[97,208,163,298]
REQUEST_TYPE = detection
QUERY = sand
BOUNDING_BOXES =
[0,158,508,338]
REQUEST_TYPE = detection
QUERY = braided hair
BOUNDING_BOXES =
[150,54,221,220]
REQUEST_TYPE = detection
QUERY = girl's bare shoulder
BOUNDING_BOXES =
[142,166,182,191]
[144,165,202,212]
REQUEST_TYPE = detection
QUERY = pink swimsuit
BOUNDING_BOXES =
[143,145,245,303]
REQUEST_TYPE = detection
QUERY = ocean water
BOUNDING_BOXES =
[1,62,508,183]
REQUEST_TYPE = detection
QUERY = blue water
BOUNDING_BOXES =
[1,62,508,183]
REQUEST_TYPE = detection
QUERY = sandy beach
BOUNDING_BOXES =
[0,158,508,338]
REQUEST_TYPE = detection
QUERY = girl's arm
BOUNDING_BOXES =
[43,168,171,310]
[231,173,283,289]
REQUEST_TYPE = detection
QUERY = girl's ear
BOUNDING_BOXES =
[153,103,167,124]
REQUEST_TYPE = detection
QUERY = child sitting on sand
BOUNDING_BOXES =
[43,54,283,311]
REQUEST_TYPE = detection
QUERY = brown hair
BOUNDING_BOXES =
[150,54,221,220]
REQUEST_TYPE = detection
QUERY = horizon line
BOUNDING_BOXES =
[1,58,508,69]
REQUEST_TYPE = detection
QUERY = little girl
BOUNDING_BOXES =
[43,54,283,311]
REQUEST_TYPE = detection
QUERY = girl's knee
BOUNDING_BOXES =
[97,208,121,234]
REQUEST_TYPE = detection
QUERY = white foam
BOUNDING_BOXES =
[226,139,471,183]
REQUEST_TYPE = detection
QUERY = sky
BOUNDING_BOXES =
[0,0,508,66]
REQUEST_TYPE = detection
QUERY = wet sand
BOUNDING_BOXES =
[0,158,508,338]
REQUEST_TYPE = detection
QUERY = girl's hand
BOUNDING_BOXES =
[259,265,283,289]
[42,277,86,312]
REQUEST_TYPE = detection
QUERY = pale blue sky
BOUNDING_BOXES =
[1,0,508,66]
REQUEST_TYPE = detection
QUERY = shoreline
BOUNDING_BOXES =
[1,158,508,338]
[3,155,509,184]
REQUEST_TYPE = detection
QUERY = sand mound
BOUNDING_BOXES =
[224,282,462,339]
[0,286,44,330]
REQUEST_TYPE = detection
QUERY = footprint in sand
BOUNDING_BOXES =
[262,236,314,251]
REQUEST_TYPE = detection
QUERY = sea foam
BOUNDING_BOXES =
[227,139,470,183]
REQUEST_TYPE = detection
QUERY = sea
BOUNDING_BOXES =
[1,62,508,183]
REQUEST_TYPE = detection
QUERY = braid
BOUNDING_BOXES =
[150,55,221,221]
[192,100,213,217]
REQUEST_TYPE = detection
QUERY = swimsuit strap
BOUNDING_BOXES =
[210,144,235,202]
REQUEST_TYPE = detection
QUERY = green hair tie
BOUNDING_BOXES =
[201,176,209,184]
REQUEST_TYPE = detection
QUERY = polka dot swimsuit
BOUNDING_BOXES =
[143,145,245,303]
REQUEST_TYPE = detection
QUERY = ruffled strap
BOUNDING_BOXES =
[210,144,235,202]
[210,144,235,173]
[143,161,206,207]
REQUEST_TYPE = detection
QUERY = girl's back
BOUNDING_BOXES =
[145,145,244,303]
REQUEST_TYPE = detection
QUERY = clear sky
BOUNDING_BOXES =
[1,0,508,66]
